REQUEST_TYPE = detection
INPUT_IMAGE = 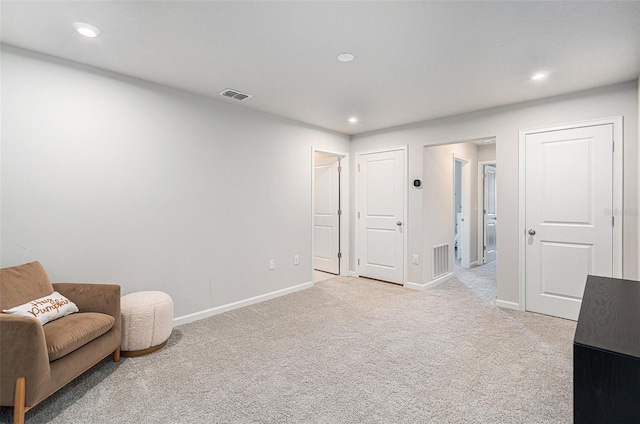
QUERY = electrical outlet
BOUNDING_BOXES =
[269,259,275,270]
[412,255,419,265]
[294,255,299,265]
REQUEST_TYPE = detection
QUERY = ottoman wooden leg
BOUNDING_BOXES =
[121,340,168,357]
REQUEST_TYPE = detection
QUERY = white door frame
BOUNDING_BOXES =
[517,116,623,311]
[477,160,497,265]
[355,146,408,285]
[453,155,471,269]
[312,147,349,279]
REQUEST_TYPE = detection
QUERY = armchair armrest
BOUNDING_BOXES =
[0,315,50,402]
[53,283,121,332]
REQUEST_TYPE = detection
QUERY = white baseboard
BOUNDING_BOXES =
[404,281,424,291]
[347,271,358,277]
[424,272,453,289]
[404,272,453,291]
[496,299,521,310]
[469,261,479,267]
[173,281,314,327]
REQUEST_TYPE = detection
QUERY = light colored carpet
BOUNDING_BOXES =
[313,270,337,283]
[1,262,577,423]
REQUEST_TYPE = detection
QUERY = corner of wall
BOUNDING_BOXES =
[637,77,640,279]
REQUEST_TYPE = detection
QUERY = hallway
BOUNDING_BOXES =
[453,261,497,304]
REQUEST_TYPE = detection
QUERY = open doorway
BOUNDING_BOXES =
[312,148,349,283]
[422,138,497,294]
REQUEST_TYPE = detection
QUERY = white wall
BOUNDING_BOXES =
[477,144,496,162]
[0,46,350,320]
[351,81,639,305]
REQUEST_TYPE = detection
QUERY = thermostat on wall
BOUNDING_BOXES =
[413,178,423,189]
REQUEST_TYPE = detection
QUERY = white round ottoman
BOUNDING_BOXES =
[121,291,173,357]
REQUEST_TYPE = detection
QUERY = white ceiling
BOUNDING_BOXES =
[2,1,639,135]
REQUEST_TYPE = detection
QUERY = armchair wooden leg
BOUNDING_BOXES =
[14,376,26,424]
[113,347,121,363]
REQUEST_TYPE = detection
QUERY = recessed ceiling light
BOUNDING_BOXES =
[337,53,355,63]
[348,117,358,123]
[530,72,548,81]
[72,22,102,38]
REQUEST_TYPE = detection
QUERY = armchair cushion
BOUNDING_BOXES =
[0,261,54,310]
[44,312,115,361]
[3,291,79,325]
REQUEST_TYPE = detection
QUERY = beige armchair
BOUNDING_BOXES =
[0,261,121,424]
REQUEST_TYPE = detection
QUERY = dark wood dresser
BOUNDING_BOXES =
[574,275,640,423]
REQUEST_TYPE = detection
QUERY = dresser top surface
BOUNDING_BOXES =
[574,275,640,358]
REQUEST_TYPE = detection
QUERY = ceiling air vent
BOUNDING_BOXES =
[219,89,252,101]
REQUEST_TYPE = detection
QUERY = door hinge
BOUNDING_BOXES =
[612,216,615,227]
[358,211,360,219]
[483,245,486,251]
[338,209,342,216]
[357,164,361,172]
[358,258,360,266]
[337,166,342,173]
[338,252,342,259]
[612,141,615,151]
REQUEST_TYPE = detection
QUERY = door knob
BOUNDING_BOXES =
[528,229,536,235]
[396,221,403,226]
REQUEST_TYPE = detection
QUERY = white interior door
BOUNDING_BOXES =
[357,148,405,284]
[525,124,614,320]
[314,157,340,274]
[454,160,463,261]
[454,157,471,268]
[483,165,497,264]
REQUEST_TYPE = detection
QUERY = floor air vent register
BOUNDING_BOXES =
[433,243,450,279]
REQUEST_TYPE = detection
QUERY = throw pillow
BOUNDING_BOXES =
[2,291,79,325]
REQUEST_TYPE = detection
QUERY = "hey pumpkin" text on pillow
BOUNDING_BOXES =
[2,292,79,325]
